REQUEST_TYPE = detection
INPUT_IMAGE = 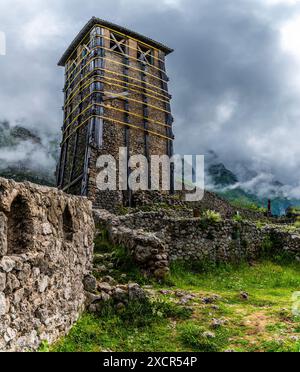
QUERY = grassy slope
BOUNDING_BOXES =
[52,259,300,353]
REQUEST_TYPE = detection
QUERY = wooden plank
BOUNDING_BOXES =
[69,128,79,184]
[81,119,92,196]
[59,138,68,189]
[63,173,84,192]
[140,62,151,189]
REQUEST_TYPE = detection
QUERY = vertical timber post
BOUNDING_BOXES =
[81,26,105,196]
[140,61,151,190]
[123,45,132,207]
[159,51,174,194]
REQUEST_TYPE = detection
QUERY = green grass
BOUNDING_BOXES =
[233,214,244,223]
[294,219,300,229]
[167,260,300,295]
[52,258,300,353]
[177,322,231,352]
[52,299,192,352]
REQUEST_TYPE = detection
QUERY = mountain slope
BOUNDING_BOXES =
[208,163,238,187]
[206,154,300,216]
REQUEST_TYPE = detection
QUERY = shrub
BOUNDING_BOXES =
[260,234,292,262]
[112,244,149,284]
[233,214,244,223]
[256,221,266,229]
[202,210,222,223]
[294,217,300,229]
[170,260,218,276]
[94,228,113,254]
[94,227,150,284]
[229,199,267,213]
[261,235,274,257]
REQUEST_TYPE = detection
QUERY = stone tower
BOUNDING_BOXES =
[57,17,174,210]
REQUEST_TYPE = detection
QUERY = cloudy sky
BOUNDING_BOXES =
[1,0,300,195]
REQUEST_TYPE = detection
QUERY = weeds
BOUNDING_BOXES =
[52,299,192,352]
[94,226,150,284]
[178,323,220,352]
[202,210,222,223]
[233,214,244,223]
[294,218,300,229]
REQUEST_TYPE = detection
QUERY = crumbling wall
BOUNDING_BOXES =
[94,208,300,278]
[132,190,265,220]
[0,178,94,351]
[93,209,169,279]
[165,221,300,262]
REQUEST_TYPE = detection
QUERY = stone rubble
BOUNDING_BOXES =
[85,280,147,314]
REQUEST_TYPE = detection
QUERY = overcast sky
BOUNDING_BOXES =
[1,0,300,195]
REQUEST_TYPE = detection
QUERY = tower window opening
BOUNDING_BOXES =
[91,27,101,38]
[81,45,89,58]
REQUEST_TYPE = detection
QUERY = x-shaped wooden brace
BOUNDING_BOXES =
[102,91,129,102]
[69,44,90,72]
[137,45,153,65]
[110,33,127,54]
[82,44,90,54]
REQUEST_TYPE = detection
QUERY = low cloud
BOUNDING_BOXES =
[0,140,56,171]
[0,120,58,180]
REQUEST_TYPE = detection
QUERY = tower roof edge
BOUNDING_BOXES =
[58,17,174,66]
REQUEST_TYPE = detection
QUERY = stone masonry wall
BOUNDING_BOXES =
[132,190,265,220]
[94,208,300,280]
[119,211,300,262]
[0,178,94,351]
[93,209,169,279]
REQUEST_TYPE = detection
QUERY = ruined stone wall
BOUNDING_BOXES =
[132,190,265,220]
[120,213,264,262]
[93,210,169,279]
[165,220,300,262]
[118,210,300,262]
[94,208,300,280]
[0,178,94,351]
